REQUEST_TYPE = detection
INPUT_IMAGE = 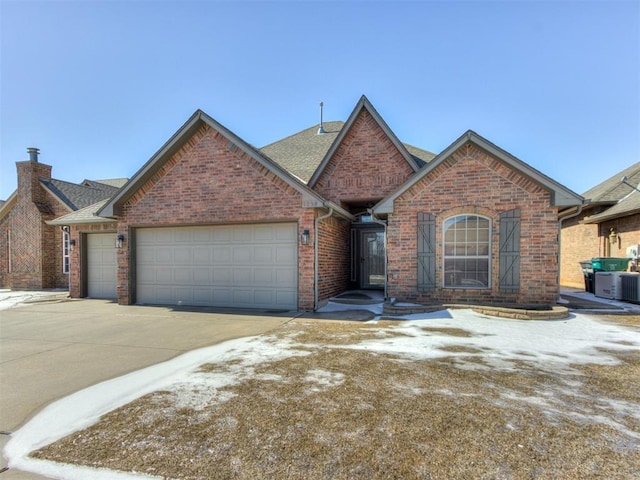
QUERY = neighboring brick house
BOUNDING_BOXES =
[49,96,582,309]
[560,163,640,288]
[0,148,126,289]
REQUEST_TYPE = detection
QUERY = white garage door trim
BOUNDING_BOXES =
[136,223,298,310]
[86,233,117,299]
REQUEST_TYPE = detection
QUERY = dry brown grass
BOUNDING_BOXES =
[592,313,640,329]
[34,318,640,480]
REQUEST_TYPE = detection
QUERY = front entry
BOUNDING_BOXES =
[352,226,385,289]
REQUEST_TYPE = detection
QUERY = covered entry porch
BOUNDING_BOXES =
[315,211,386,310]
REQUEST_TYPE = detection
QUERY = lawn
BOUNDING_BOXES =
[12,311,640,479]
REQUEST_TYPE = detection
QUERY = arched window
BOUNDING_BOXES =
[443,215,490,288]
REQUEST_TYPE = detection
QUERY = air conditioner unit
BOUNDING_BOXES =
[595,272,625,299]
[626,244,640,258]
[620,273,640,302]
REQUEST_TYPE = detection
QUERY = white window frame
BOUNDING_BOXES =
[7,229,11,273]
[62,229,70,274]
[443,214,491,289]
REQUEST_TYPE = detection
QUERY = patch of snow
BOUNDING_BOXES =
[168,375,238,412]
[343,310,640,372]
[305,369,345,388]
[5,308,640,480]
[4,334,311,479]
[3,459,162,480]
[0,289,68,310]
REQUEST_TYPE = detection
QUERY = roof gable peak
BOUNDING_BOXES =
[374,129,583,213]
[307,96,421,187]
[97,109,336,218]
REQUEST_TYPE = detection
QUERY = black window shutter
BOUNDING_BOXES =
[499,209,521,292]
[417,212,436,291]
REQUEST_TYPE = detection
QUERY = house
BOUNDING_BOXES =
[48,96,583,310]
[0,148,127,289]
[560,162,640,289]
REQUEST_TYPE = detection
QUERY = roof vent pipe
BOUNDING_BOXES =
[317,101,325,135]
[621,175,640,194]
[27,147,40,163]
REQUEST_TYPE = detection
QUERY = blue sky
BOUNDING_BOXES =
[1,0,638,201]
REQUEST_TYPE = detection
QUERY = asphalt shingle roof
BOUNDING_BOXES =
[42,178,121,210]
[260,121,344,183]
[583,191,640,223]
[404,143,437,168]
[47,199,116,225]
[260,121,436,183]
[582,162,640,204]
[580,162,640,223]
[82,178,129,189]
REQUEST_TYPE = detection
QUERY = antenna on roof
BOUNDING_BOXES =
[621,175,640,193]
[317,101,325,135]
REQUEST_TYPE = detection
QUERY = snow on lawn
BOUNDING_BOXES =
[349,309,639,372]
[5,309,640,480]
[0,289,68,310]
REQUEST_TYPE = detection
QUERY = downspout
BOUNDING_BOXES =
[314,206,334,311]
[368,208,388,301]
[557,203,584,294]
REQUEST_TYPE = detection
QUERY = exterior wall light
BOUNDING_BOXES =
[116,234,125,249]
[609,227,619,246]
[69,239,76,252]
[300,229,310,245]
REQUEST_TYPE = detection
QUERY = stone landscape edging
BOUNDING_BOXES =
[383,303,570,320]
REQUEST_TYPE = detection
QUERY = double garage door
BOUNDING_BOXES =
[136,224,298,310]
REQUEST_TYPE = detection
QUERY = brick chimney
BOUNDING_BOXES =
[17,147,52,203]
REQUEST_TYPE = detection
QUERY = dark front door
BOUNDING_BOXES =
[360,230,385,289]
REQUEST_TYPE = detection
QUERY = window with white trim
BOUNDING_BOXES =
[62,229,70,274]
[7,230,11,273]
[443,215,490,288]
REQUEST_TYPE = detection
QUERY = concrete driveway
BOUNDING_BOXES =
[0,298,292,479]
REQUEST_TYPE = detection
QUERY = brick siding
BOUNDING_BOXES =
[603,215,640,259]
[387,143,559,306]
[560,212,640,288]
[313,110,415,207]
[113,124,317,309]
[317,215,351,302]
[559,213,600,288]
[68,223,117,298]
[61,114,571,310]
[0,161,70,289]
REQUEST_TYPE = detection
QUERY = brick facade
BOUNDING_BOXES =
[59,101,577,311]
[313,110,415,207]
[67,223,117,298]
[387,143,559,306]
[112,124,317,309]
[560,212,640,288]
[316,215,351,302]
[559,214,600,288]
[603,215,640,258]
[0,160,70,289]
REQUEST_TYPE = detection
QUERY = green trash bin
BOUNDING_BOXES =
[591,257,631,272]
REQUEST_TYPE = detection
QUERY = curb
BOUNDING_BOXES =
[383,303,571,320]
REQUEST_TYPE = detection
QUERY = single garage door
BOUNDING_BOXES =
[136,224,298,309]
[87,233,117,299]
